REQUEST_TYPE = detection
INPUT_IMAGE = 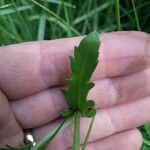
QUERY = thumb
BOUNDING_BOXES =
[0,90,23,148]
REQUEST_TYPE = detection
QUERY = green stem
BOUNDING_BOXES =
[32,115,74,150]
[82,115,96,150]
[115,0,121,31]
[131,0,140,31]
[73,111,81,150]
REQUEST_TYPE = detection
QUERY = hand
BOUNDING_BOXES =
[0,31,149,150]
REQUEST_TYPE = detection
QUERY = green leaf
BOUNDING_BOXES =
[62,31,100,116]
[86,100,95,108]
[85,108,97,118]
[60,108,74,117]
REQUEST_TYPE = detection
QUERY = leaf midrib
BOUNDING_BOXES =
[77,52,88,110]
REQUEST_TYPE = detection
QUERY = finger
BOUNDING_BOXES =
[0,31,149,100]
[11,67,150,128]
[0,90,23,148]
[79,129,142,150]
[32,96,150,149]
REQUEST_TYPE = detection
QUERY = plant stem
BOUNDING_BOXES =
[73,111,81,150]
[131,0,140,31]
[82,115,96,150]
[115,0,121,31]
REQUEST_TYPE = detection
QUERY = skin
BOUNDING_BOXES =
[0,31,150,150]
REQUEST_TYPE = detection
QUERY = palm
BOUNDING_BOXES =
[0,31,149,150]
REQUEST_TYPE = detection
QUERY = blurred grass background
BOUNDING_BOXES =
[0,0,150,45]
[0,0,150,149]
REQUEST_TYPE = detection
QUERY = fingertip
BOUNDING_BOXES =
[132,128,143,150]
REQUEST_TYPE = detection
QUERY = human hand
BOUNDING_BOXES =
[0,31,149,150]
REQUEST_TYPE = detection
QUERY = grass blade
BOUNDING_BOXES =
[61,0,72,36]
[131,0,140,31]
[32,115,74,150]
[31,0,79,35]
[37,13,46,40]
[120,1,150,18]
[41,0,75,8]
[143,138,150,146]
[0,5,33,15]
[73,2,110,25]
[115,0,121,30]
